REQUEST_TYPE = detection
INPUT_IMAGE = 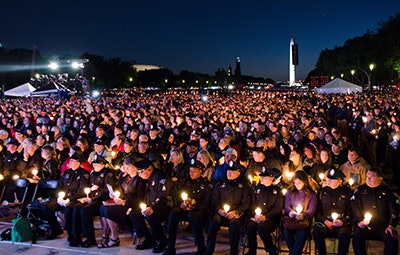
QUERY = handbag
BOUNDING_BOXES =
[282,216,309,230]
[283,192,310,230]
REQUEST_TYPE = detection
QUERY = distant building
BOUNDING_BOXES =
[133,64,162,72]
[310,76,329,87]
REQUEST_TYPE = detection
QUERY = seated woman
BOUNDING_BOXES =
[283,170,317,255]
[97,157,146,248]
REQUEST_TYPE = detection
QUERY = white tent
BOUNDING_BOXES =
[4,82,36,97]
[315,78,363,94]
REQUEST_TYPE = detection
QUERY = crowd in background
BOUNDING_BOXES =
[0,88,399,255]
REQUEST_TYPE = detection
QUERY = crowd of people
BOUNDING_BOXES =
[0,88,399,255]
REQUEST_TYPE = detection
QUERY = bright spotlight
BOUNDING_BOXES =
[71,61,80,69]
[92,90,100,97]
[48,62,59,70]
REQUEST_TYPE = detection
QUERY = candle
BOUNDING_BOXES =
[223,204,230,212]
[32,169,38,176]
[364,212,372,224]
[12,175,19,180]
[248,175,253,183]
[348,178,355,186]
[115,165,120,170]
[295,204,303,214]
[282,188,287,195]
[84,187,91,198]
[114,191,120,199]
[0,174,3,181]
[111,151,116,158]
[286,171,294,179]
[58,191,66,199]
[319,172,325,181]
[362,116,368,123]
[331,212,339,221]
[140,202,147,211]
[181,192,188,201]
[255,207,262,216]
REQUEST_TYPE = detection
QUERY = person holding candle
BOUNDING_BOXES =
[339,146,370,188]
[40,153,89,240]
[350,168,399,255]
[245,166,283,255]
[70,156,116,247]
[97,156,146,248]
[163,159,212,255]
[206,160,251,255]
[313,169,352,255]
[388,121,400,183]
[283,170,317,255]
[130,158,171,253]
[40,145,60,180]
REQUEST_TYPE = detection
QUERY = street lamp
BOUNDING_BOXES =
[351,70,355,83]
[368,63,375,91]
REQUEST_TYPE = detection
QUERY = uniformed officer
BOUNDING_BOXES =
[246,166,283,255]
[206,160,252,255]
[40,153,89,240]
[130,158,171,253]
[313,169,352,255]
[163,159,212,255]
[351,168,399,255]
[3,138,22,177]
[77,156,116,247]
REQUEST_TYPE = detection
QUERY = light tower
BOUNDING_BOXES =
[289,35,299,86]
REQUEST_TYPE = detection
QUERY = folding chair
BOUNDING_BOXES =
[0,178,30,219]
[26,179,59,238]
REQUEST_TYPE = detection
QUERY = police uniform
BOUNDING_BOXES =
[313,169,352,255]
[246,166,283,255]
[164,159,212,255]
[42,153,89,240]
[76,156,116,247]
[206,161,252,255]
[351,180,399,255]
[130,159,171,253]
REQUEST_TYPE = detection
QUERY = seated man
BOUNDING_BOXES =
[246,166,283,255]
[313,169,352,255]
[206,161,251,255]
[163,159,212,255]
[350,168,399,255]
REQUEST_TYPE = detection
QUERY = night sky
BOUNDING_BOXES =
[1,1,400,81]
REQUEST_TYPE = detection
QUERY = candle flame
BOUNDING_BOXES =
[181,192,188,201]
[84,187,91,195]
[58,191,66,199]
[140,202,147,211]
[295,204,303,214]
[223,204,230,212]
[114,191,120,199]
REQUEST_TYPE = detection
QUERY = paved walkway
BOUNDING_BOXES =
[0,218,395,255]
